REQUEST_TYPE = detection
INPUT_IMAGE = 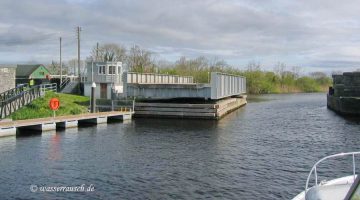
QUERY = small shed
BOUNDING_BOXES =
[0,65,16,93]
[16,64,51,85]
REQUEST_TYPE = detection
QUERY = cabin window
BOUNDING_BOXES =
[109,66,116,75]
[98,65,105,74]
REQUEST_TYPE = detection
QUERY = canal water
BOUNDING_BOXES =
[0,93,360,199]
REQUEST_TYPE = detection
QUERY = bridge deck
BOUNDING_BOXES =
[122,72,246,100]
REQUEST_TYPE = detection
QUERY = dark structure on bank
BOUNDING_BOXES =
[327,72,360,116]
[16,64,51,86]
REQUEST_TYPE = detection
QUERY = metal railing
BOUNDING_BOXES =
[0,84,29,102]
[305,152,360,196]
[41,83,57,93]
[60,77,71,91]
[126,72,194,84]
[0,83,58,118]
[95,99,135,113]
[0,85,42,118]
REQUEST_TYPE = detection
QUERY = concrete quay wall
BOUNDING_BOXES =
[134,96,247,119]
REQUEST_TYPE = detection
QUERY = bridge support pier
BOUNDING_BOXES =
[56,120,78,129]
[108,114,132,121]
[0,126,16,137]
[79,117,107,125]
[19,122,56,132]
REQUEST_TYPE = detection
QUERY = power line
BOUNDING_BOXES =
[60,36,62,84]
[76,26,82,93]
[96,42,99,61]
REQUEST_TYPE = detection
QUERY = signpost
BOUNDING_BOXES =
[49,98,60,117]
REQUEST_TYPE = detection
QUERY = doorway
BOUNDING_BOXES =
[100,83,107,99]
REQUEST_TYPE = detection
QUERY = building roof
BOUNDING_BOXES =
[16,64,45,76]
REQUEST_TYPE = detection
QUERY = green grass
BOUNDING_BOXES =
[11,91,90,120]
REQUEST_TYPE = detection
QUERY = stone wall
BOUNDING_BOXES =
[327,95,360,116]
[332,72,360,97]
[0,67,16,93]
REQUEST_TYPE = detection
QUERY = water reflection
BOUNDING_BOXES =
[48,134,62,161]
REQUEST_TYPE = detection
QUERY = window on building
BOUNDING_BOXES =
[39,72,45,75]
[118,66,121,74]
[109,66,116,75]
[98,66,105,74]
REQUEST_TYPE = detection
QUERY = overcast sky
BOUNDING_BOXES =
[0,0,359,72]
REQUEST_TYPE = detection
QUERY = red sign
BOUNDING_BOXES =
[49,98,60,110]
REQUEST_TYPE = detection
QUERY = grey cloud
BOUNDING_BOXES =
[0,25,55,46]
[0,0,359,71]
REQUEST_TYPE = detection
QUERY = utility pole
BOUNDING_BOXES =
[76,26,82,94]
[60,37,62,85]
[96,42,99,61]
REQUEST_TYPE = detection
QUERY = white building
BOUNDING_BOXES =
[83,61,126,99]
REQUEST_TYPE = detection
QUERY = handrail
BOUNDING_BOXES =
[95,99,135,112]
[60,77,71,90]
[41,83,57,93]
[126,72,194,84]
[0,85,42,118]
[127,71,193,78]
[305,152,360,197]
[211,71,247,79]
[0,84,29,102]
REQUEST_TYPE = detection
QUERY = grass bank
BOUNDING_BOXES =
[11,92,90,120]
[158,67,331,94]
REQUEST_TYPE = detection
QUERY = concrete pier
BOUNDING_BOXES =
[0,126,16,137]
[0,111,133,137]
[79,117,107,125]
[19,122,57,132]
[135,96,247,119]
[108,113,132,121]
[56,120,78,129]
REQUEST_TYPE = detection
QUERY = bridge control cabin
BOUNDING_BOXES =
[83,61,125,99]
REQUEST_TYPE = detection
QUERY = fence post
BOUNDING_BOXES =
[132,98,135,112]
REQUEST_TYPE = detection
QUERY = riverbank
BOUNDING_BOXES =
[10,92,89,120]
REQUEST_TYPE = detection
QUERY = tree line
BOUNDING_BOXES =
[48,43,332,94]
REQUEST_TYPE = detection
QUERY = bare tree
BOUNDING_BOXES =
[48,61,70,75]
[48,61,60,74]
[68,59,77,75]
[310,71,327,79]
[127,45,155,72]
[331,70,343,75]
[67,58,85,75]
[291,66,302,79]
[91,43,127,62]
[247,61,261,71]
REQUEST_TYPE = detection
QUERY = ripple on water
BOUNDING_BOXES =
[0,93,360,199]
